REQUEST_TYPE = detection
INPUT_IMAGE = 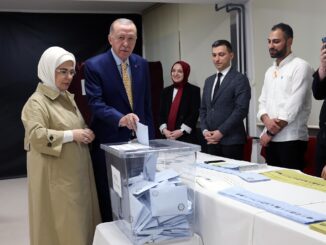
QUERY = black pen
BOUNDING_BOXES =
[204,160,225,163]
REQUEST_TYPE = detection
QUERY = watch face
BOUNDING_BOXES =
[266,130,275,137]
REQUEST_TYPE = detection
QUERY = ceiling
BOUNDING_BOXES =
[0,0,223,14]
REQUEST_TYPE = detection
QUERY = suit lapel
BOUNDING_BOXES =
[208,75,217,105]
[179,83,189,114]
[211,67,235,104]
[167,86,174,110]
[129,55,139,111]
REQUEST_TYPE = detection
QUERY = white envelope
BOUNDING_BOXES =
[143,152,158,181]
[135,121,149,145]
[150,185,189,216]
[129,193,145,228]
[155,169,180,183]
[130,179,158,195]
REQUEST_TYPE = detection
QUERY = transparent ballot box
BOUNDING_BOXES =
[100,139,200,245]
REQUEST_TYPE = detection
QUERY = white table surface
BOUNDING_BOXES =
[195,152,326,245]
[92,222,203,245]
[93,152,326,245]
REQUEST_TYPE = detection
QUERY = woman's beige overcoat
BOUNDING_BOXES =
[21,83,101,245]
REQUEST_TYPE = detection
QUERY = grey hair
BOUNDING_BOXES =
[109,18,137,35]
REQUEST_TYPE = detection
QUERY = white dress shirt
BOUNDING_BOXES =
[210,66,231,100]
[257,53,314,142]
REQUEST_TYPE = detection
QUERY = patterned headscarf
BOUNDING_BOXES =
[37,46,75,92]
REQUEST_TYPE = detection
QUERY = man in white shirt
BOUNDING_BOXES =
[257,23,314,170]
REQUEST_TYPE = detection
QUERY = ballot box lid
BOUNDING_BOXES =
[100,139,200,158]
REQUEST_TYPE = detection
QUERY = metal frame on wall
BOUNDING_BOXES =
[215,2,249,131]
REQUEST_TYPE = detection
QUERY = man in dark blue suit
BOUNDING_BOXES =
[200,40,251,160]
[84,18,154,222]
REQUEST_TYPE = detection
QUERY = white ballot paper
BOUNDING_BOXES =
[109,143,150,151]
[143,153,158,181]
[136,121,149,145]
[150,185,189,216]
[120,169,193,244]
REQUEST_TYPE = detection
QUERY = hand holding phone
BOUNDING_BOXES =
[320,37,326,77]
[322,37,326,49]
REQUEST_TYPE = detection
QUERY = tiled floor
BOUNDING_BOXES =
[0,177,29,245]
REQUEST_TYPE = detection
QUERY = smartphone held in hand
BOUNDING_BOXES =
[322,37,326,49]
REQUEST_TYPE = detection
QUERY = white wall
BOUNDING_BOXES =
[143,0,326,161]
[251,0,326,129]
[143,4,230,88]
[144,0,326,128]
[143,4,180,86]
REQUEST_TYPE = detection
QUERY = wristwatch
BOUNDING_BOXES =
[266,130,275,137]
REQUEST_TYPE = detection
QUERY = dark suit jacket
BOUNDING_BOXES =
[312,70,326,176]
[159,82,200,143]
[200,67,251,145]
[84,50,154,144]
[312,71,326,130]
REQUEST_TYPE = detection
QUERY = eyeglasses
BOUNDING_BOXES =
[56,68,76,77]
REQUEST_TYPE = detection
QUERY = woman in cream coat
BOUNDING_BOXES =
[21,47,101,245]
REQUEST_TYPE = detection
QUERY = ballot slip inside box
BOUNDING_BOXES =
[100,139,201,245]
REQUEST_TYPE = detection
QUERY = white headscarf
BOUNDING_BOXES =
[37,46,76,92]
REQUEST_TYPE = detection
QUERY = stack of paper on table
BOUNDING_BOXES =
[209,161,268,171]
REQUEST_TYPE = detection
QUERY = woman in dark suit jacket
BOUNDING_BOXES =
[159,61,200,144]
